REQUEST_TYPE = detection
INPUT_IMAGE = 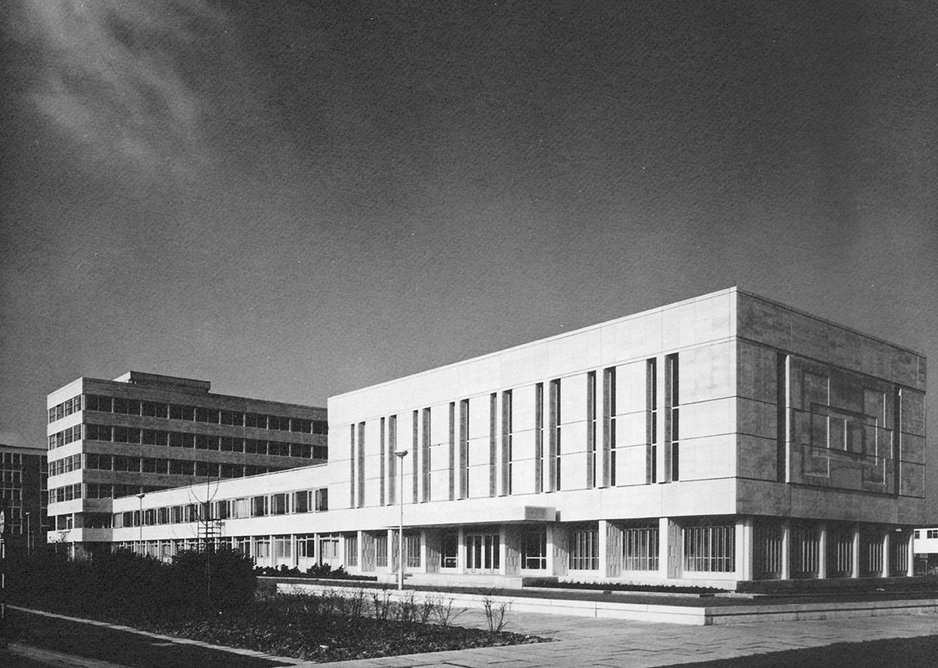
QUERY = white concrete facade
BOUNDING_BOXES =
[98,289,927,589]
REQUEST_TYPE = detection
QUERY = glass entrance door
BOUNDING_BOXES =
[466,533,500,572]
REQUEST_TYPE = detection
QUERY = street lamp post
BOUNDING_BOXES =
[394,450,408,590]
[136,492,145,554]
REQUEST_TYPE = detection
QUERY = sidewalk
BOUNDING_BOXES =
[302,606,938,667]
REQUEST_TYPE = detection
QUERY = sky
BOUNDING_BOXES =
[1,1,936,463]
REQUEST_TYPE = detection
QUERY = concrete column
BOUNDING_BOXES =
[818,523,827,579]
[605,521,623,578]
[851,525,861,579]
[598,520,609,577]
[907,531,915,577]
[456,527,465,574]
[882,532,890,578]
[549,523,569,577]
[780,520,791,580]
[291,534,298,568]
[736,517,753,581]
[658,517,671,580]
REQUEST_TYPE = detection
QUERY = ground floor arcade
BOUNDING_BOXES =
[111,515,915,589]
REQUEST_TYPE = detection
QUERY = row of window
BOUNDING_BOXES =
[48,395,82,423]
[48,425,82,449]
[112,489,329,528]
[349,355,680,507]
[114,534,343,563]
[82,394,327,433]
[50,484,82,503]
[49,423,327,460]
[78,453,281,479]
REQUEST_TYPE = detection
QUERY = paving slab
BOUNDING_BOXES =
[302,608,938,667]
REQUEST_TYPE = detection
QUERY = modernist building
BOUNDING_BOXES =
[46,371,327,558]
[0,444,48,554]
[91,289,927,588]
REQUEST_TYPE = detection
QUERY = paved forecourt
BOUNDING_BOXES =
[302,606,938,668]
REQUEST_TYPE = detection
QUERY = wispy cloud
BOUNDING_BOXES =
[10,0,228,174]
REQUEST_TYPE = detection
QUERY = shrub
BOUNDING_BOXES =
[171,548,257,611]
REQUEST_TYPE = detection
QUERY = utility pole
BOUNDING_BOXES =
[394,450,408,590]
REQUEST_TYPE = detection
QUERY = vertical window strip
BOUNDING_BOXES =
[379,417,386,506]
[459,400,469,499]
[412,410,419,504]
[422,407,431,502]
[388,415,397,506]
[587,371,596,488]
[349,425,356,508]
[489,393,497,497]
[448,402,455,501]
[357,422,365,508]
[647,359,657,484]
[501,390,512,496]
[665,354,679,482]
[549,379,561,491]
[604,367,616,487]
[535,383,544,493]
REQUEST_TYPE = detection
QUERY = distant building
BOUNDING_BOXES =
[912,528,938,573]
[0,444,48,554]
[88,289,930,589]
[46,372,327,558]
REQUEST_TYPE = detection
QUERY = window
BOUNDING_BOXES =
[549,379,561,491]
[623,524,659,571]
[170,404,195,421]
[357,422,365,508]
[375,534,388,568]
[521,529,547,570]
[604,367,617,486]
[320,536,339,560]
[294,490,310,513]
[447,403,455,500]
[535,383,544,493]
[143,429,168,446]
[379,417,386,505]
[412,410,419,503]
[569,525,599,570]
[251,495,268,517]
[666,354,679,482]
[405,533,421,568]
[647,359,657,483]
[349,425,356,507]
[271,493,288,515]
[220,410,243,426]
[314,488,328,512]
[466,532,500,571]
[441,532,458,569]
[501,390,512,496]
[346,535,358,567]
[587,371,596,488]
[683,523,735,573]
[459,400,469,499]
[422,407,431,502]
[274,536,292,560]
[927,529,938,539]
[388,415,397,505]
[142,401,167,418]
[291,417,311,433]
[255,539,270,560]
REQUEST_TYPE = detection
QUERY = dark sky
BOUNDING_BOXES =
[2,1,937,463]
